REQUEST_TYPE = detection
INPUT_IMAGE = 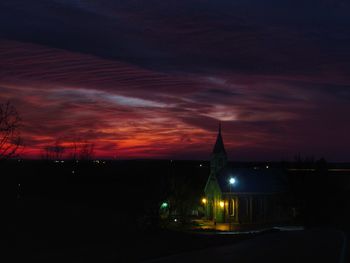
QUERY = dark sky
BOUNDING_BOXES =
[1,1,350,161]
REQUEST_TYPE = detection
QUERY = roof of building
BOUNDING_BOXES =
[217,166,288,193]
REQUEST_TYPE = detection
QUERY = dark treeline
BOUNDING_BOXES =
[14,160,210,260]
[13,159,350,227]
[14,160,209,237]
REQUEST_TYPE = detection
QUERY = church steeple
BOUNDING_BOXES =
[212,123,226,155]
[210,123,228,176]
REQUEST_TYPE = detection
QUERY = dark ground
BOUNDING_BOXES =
[149,228,349,263]
[14,160,250,262]
[16,196,257,262]
[12,160,350,262]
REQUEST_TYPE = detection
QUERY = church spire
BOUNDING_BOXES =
[210,123,228,176]
[212,122,226,154]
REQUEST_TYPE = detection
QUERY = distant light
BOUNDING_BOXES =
[229,177,236,185]
[266,165,269,169]
[61,160,64,163]
[202,198,207,204]
[18,184,21,187]
[72,170,75,174]
[161,202,168,208]
[219,201,225,208]
[199,164,202,167]
[174,218,177,222]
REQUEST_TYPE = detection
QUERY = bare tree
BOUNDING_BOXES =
[69,139,94,160]
[70,141,79,160]
[78,141,94,160]
[43,139,94,161]
[0,101,22,160]
[42,140,65,160]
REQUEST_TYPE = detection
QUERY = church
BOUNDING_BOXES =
[204,125,289,225]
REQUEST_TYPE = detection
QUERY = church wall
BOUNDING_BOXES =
[218,193,290,225]
[204,175,223,222]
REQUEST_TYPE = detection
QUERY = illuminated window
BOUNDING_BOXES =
[229,199,235,216]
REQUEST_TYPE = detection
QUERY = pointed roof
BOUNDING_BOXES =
[212,123,226,154]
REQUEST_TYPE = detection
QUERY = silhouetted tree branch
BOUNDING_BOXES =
[0,101,22,160]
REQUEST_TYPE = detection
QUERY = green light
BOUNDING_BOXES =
[161,202,168,208]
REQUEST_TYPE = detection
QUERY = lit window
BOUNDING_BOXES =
[230,199,235,216]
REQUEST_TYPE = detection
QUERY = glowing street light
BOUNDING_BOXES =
[219,201,225,208]
[202,198,207,204]
[229,177,236,185]
[228,177,237,231]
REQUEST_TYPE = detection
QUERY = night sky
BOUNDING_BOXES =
[1,1,350,161]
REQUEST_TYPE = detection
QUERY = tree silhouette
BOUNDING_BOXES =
[69,140,95,160]
[0,101,22,160]
[78,141,94,160]
[42,140,65,160]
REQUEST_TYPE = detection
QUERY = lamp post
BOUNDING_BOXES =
[228,177,236,231]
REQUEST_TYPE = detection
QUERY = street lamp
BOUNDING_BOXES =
[228,177,237,231]
[228,177,237,194]
[229,177,236,185]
